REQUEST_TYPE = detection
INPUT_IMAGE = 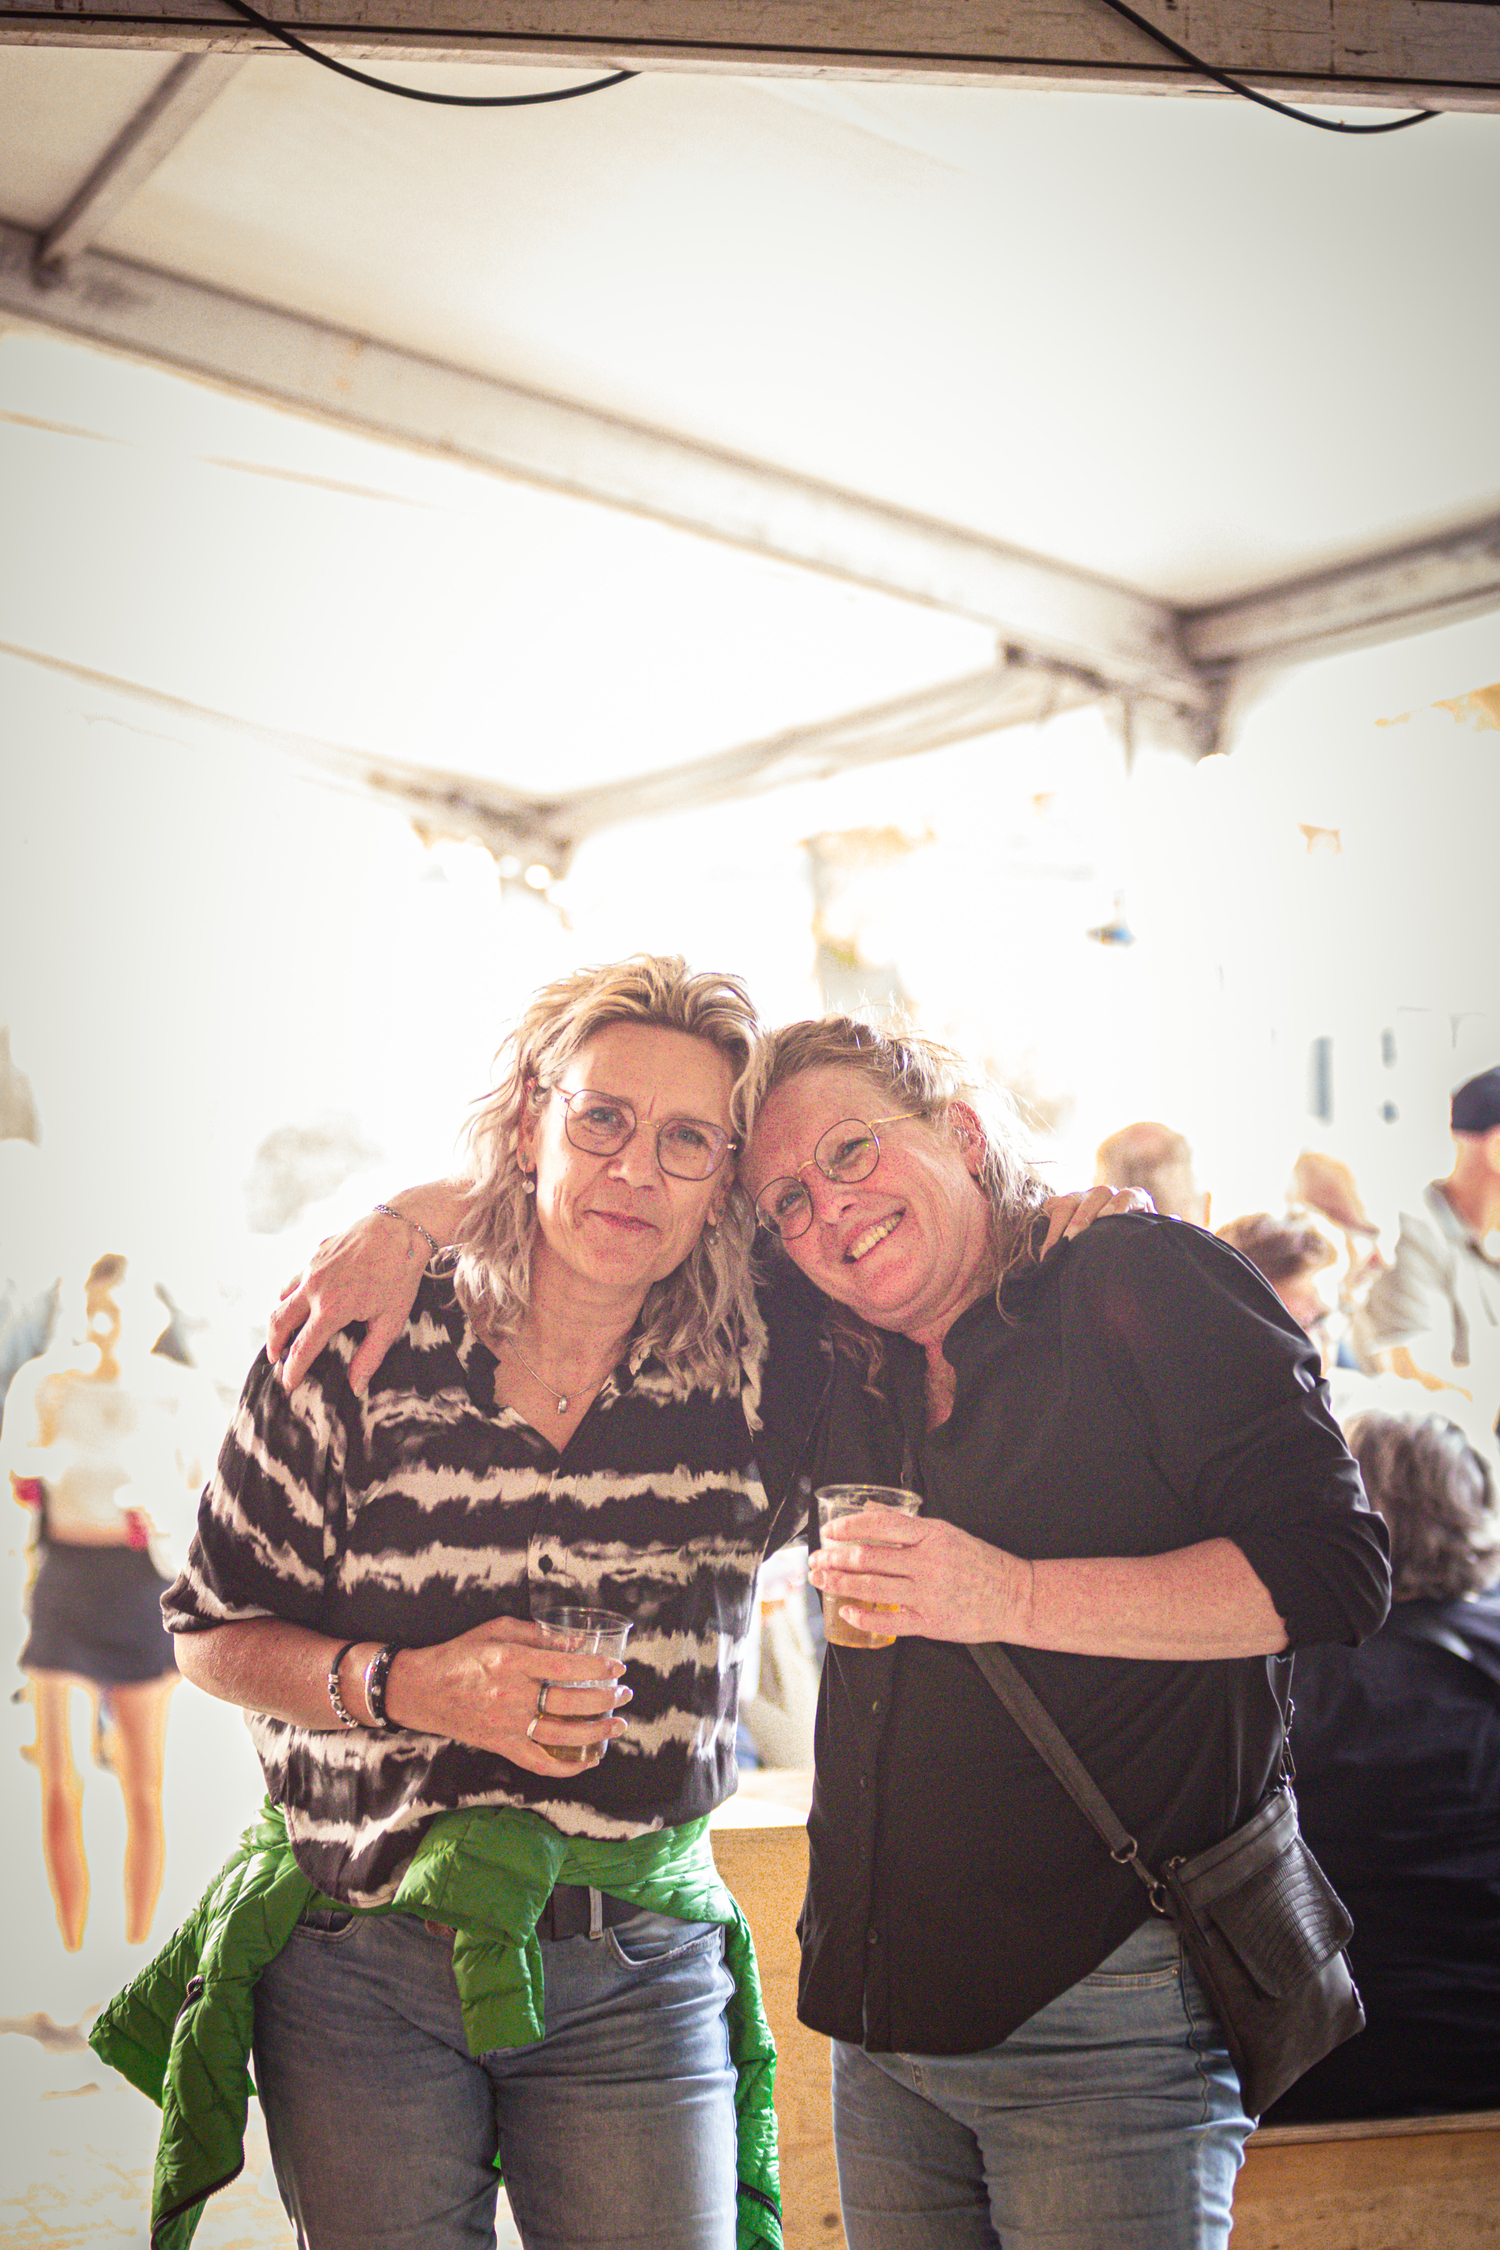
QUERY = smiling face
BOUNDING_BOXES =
[745,1063,996,1344]
[519,1020,736,1314]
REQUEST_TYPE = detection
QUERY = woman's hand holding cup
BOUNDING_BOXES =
[387,1612,631,1774]
[812,1486,923,1649]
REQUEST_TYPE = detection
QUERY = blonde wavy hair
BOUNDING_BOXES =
[455,956,766,1396]
[751,1014,1047,1376]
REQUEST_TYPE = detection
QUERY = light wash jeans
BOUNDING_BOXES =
[252,1904,739,2250]
[830,1917,1253,2250]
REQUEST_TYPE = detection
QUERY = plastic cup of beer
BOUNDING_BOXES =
[815,1485,922,1649]
[533,1607,633,1765]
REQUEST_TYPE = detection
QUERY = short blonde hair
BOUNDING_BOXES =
[456,956,765,1396]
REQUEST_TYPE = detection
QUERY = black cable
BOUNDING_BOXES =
[218,0,636,107]
[1093,0,1438,134]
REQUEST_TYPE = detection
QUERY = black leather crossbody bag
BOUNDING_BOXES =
[969,1642,1365,2117]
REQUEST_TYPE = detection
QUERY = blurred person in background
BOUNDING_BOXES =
[1356,1066,1500,1433]
[1,1251,216,1949]
[1216,1213,1344,1372]
[1289,1151,1386,1327]
[1093,1120,1209,1226]
[1220,1211,1500,1463]
[1264,1409,1500,2122]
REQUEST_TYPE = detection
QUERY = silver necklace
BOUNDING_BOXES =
[501,1333,594,1416]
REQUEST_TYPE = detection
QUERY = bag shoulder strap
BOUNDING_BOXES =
[968,1642,1162,1901]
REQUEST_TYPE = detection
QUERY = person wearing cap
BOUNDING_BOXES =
[1356,1067,1500,1436]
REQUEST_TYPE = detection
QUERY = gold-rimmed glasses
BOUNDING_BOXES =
[753,1116,913,1241]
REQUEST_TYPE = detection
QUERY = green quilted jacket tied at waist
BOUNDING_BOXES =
[90,1800,781,2250]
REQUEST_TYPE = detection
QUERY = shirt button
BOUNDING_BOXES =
[867,1930,879,1947]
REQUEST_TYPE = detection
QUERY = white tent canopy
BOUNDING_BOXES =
[2,45,1498,859]
[1,38,1497,1349]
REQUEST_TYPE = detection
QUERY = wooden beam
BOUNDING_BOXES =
[0,219,1201,706]
[1183,515,1500,668]
[0,1,1494,111]
[34,56,247,278]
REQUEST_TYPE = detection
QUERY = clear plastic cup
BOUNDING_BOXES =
[532,1607,633,1765]
[815,1485,922,1649]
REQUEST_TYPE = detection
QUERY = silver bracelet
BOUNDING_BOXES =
[374,1203,441,1261]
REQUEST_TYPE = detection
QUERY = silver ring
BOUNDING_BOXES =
[525,1714,542,1741]
[535,1682,551,1718]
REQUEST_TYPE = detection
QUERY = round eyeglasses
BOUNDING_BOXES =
[553,1087,734,1182]
[753,1116,912,1241]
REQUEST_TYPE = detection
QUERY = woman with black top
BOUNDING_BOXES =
[742,1015,1388,2250]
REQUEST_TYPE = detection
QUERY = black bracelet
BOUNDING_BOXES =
[327,1640,362,1730]
[363,1642,402,1733]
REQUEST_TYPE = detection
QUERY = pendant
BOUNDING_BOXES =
[556,1396,569,1414]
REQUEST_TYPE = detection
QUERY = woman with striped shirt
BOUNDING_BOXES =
[147,957,817,2250]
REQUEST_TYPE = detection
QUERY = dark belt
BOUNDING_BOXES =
[535,1883,641,1942]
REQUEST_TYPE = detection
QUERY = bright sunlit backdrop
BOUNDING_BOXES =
[1,326,1497,1396]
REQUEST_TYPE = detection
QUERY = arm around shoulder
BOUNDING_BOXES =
[268,1180,469,1394]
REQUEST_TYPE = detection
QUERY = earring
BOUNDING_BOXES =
[521,1171,536,1196]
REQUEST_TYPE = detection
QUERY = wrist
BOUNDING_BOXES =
[381,1642,426,1733]
[999,1552,1038,1643]
[373,1204,440,1263]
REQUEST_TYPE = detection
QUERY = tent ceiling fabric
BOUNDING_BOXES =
[1,48,1497,842]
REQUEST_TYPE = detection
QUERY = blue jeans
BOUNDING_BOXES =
[252,1904,739,2250]
[830,1919,1252,2250]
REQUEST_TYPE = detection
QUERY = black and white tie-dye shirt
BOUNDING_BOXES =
[164,1269,818,1905]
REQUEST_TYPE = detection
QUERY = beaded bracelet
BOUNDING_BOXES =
[374,1204,441,1261]
[327,1640,362,1729]
[364,1642,402,1733]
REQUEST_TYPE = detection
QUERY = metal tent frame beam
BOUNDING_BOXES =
[1184,516,1500,669]
[0,636,1101,874]
[32,55,246,278]
[0,0,1497,112]
[5,218,1496,721]
[0,219,1202,709]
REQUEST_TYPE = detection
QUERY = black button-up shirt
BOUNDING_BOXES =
[796,1215,1391,2056]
